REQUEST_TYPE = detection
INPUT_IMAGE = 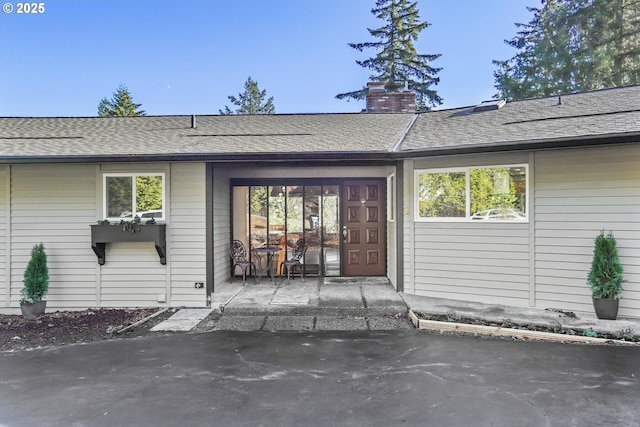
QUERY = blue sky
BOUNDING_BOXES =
[0,0,536,116]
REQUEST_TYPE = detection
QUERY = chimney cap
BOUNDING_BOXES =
[367,81,386,91]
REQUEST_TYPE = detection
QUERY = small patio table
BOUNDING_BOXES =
[252,247,281,285]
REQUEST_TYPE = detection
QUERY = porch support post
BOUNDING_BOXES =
[205,162,214,305]
[395,160,404,293]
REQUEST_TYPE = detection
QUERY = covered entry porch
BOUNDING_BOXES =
[208,164,401,303]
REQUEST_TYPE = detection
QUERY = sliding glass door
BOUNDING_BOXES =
[232,183,341,277]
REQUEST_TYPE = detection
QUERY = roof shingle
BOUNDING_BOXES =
[400,85,640,152]
[0,113,415,159]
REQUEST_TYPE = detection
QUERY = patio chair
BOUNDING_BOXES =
[279,238,308,284]
[230,240,255,283]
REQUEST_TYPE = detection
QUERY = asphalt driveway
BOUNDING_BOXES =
[1,330,638,427]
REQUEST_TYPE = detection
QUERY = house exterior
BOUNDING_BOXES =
[0,85,638,317]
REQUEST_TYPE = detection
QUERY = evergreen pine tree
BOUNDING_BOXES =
[98,84,146,117]
[588,231,624,299]
[219,77,275,115]
[494,0,640,101]
[336,0,443,111]
[21,243,49,303]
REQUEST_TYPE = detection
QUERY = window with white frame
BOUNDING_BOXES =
[104,173,165,220]
[415,165,527,221]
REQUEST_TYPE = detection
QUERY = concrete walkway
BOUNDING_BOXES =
[152,277,640,339]
[153,277,410,332]
[402,293,640,339]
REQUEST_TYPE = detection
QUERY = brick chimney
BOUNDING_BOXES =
[366,81,416,113]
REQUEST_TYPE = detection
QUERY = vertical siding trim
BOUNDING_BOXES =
[405,159,415,293]
[395,160,404,292]
[4,166,10,307]
[206,162,214,303]
[95,165,101,306]
[165,163,172,305]
[528,152,536,306]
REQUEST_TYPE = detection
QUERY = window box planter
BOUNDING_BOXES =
[90,224,167,265]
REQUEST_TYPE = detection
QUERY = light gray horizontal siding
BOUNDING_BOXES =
[387,218,397,288]
[412,222,531,306]
[169,163,207,307]
[0,168,6,307]
[93,164,170,308]
[534,145,640,317]
[10,164,97,308]
[213,167,231,288]
[403,228,414,293]
[4,162,209,309]
[407,154,533,303]
[402,160,415,293]
[99,242,167,307]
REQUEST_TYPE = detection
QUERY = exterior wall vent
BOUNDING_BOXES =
[473,98,506,112]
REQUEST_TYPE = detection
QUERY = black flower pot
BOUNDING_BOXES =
[20,300,47,320]
[592,297,619,320]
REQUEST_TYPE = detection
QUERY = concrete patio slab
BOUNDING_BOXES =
[315,315,368,331]
[213,315,266,331]
[263,316,315,331]
[368,315,414,330]
[401,293,640,338]
[150,308,213,332]
[156,278,640,338]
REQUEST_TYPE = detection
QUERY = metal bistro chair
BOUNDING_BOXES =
[279,239,308,284]
[230,240,255,283]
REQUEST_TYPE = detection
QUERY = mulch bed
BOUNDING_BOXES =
[0,308,174,352]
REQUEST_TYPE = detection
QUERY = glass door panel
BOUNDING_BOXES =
[304,186,321,275]
[233,182,341,278]
[282,186,302,273]
[249,186,268,249]
[268,186,286,248]
[322,185,340,276]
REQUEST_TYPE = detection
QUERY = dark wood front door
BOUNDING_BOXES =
[342,179,386,276]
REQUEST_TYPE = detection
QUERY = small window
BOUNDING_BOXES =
[415,165,527,222]
[104,173,165,220]
[417,170,466,219]
[470,167,526,221]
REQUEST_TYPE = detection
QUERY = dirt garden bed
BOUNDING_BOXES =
[0,308,175,352]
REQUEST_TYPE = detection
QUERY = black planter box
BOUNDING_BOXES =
[90,224,167,265]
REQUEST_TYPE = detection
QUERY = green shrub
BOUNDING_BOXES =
[587,230,623,299]
[20,243,49,303]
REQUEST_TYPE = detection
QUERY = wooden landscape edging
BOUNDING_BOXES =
[116,307,170,335]
[408,309,638,346]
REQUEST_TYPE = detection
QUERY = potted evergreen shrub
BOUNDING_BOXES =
[587,230,623,320]
[20,243,49,320]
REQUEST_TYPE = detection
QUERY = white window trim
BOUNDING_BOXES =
[414,164,529,223]
[103,172,166,221]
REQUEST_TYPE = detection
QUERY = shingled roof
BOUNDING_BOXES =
[0,113,414,162]
[399,85,640,154]
[0,85,638,162]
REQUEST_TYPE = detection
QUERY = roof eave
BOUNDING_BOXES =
[395,131,640,158]
[0,150,395,165]
[0,131,638,164]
